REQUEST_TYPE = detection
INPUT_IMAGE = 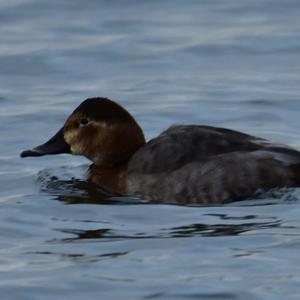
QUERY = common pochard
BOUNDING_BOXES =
[21,97,300,204]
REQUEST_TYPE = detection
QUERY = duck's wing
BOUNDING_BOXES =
[128,125,295,174]
[127,149,300,204]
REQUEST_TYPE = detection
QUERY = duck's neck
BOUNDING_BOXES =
[87,162,128,195]
[86,119,146,194]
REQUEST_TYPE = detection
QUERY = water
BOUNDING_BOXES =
[1,0,300,299]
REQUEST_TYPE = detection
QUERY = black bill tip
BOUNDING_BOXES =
[20,149,44,158]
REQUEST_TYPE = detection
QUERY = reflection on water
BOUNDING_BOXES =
[26,250,129,264]
[169,220,281,237]
[50,219,281,242]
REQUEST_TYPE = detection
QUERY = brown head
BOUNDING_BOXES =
[21,97,146,167]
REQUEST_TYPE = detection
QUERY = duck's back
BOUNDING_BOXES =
[127,125,300,203]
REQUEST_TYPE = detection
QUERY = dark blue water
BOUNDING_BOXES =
[1,1,300,299]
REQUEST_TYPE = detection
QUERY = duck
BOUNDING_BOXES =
[21,97,300,204]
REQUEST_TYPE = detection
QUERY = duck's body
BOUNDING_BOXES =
[21,97,300,204]
[126,125,300,203]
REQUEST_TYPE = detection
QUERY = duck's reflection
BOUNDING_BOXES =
[26,249,129,263]
[50,219,281,243]
[168,220,281,237]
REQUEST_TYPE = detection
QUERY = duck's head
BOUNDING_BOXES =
[21,97,146,166]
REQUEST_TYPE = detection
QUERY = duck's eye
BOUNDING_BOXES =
[78,117,90,127]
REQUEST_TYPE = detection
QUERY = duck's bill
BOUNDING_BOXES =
[20,127,71,158]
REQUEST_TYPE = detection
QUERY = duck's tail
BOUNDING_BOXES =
[290,163,300,185]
